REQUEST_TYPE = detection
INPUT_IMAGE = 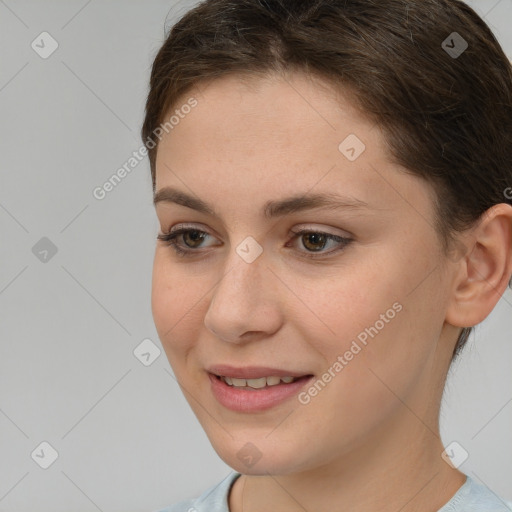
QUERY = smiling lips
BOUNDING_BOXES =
[207,365,314,411]
[220,375,298,388]
[208,364,312,379]
[208,364,312,388]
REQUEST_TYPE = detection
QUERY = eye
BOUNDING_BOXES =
[287,228,353,259]
[156,225,353,259]
[156,225,216,257]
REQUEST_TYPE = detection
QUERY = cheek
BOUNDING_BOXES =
[151,251,206,357]
[299,257,401,355]
[301,248,443,387]
[151,253,174,337]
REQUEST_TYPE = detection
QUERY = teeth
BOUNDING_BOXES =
[220,375,299,388]
[246,377,267,389]
[265,376,281,386]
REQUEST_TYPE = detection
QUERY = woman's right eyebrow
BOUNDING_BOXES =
[153,186,375,219]
[153,187,216,215]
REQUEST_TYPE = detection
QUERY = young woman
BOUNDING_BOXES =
[141,0,512,510]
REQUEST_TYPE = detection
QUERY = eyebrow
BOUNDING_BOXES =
[153,186,371,219]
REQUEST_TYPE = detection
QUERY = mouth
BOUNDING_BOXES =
[212,374,309,389]
[207,365,314,412]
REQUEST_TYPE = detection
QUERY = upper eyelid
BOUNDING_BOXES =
[166,223,352,238]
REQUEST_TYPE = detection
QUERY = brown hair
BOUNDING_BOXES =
[141,0,512,361]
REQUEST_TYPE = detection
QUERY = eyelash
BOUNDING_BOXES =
[156,225,353,260]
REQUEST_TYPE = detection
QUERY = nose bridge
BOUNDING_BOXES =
[214,230,268,304]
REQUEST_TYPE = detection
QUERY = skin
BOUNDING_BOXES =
[151,71,512,512]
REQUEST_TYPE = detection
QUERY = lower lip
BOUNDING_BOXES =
[208,373,314,412]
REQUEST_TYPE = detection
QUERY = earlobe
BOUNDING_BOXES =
[445,203,512,328]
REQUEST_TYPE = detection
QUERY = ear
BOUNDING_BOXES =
[445,203,512,328]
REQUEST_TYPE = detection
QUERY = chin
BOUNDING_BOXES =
[212,438,310,476]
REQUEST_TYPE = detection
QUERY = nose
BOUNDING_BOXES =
[203,250,282,344]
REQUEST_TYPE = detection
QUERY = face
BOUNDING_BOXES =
[151,72,457,476]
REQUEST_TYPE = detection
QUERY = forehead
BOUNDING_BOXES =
[157,72,373,179]
[160,71,371,153]
[154,72,436,226]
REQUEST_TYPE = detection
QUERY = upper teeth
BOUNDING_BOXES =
[221,376,297,388]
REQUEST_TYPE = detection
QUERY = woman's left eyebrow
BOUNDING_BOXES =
[153,186,373,219]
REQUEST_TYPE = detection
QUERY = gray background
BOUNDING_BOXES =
[0,1,511,510]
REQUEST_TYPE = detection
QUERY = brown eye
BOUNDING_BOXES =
[301,232,329,252]
[289,229,353,259]
[181,230,207,248]
[156,227,215,257]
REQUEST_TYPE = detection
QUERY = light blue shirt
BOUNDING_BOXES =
[154,472,512,512]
